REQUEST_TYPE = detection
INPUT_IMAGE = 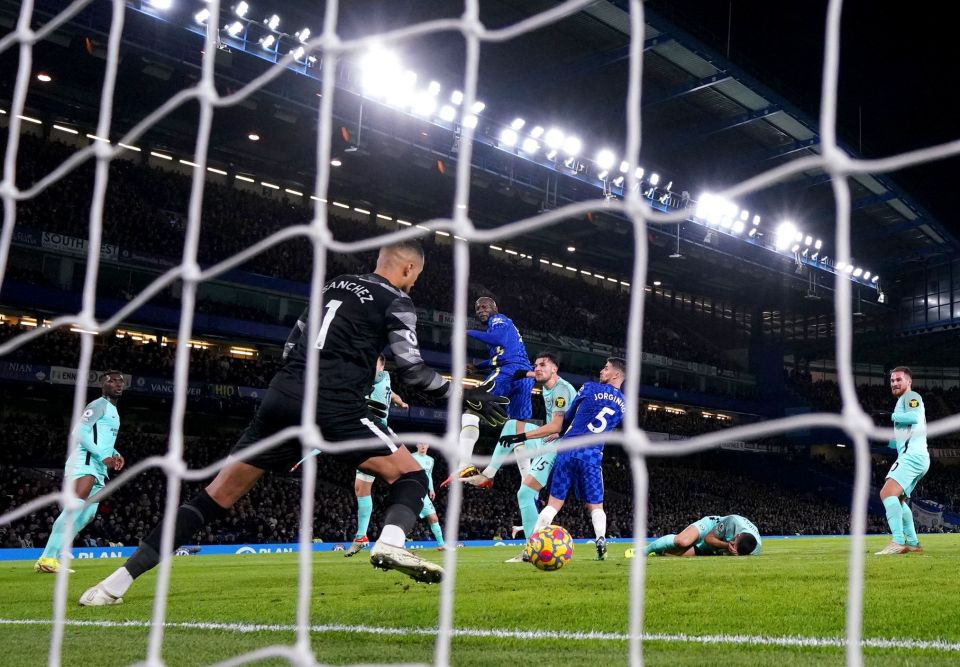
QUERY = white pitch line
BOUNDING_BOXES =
[2,618,959,652]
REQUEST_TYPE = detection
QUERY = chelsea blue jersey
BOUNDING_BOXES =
[560,382,626,464]
[467,313,532,371]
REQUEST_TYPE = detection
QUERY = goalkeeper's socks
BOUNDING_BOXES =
[457,413,481,470]
[882,496,905,544]
[102,567,134,598]
[125,489,228,580]
[533,505,558,534]
[355,495,373,540]
[378,470,429,547]
[590,508,607,542]
[430,521,444,547]
[517,484,540,539]
[901,500,919,546]
[644,534,677,556]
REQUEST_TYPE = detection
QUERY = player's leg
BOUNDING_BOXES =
[516,448,553,538]
[507,375,534,421]
[877,463,909,554]
[582,462,607,560]
[37,475,98,573]
[533,453,571,533]
[345,473,375,557]
[897,455,930,552]
[418,497,444,549]
[646,518,714,557]
[447,369,515,483]
[476,420,539,486]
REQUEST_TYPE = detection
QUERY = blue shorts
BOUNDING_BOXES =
[887,454,930,498]
[548,452,604,504]
[487,367,533,420]
[419,496,437,520]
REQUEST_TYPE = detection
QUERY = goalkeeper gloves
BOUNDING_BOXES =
[366,399,388,421]
[463,377,509,427]
[511,369,531,381]
[498,432,527,447]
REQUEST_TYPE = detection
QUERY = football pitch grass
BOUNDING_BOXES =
[1,535,958,666]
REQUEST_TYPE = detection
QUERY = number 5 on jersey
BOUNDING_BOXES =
[588,407,617,433]
[314,300,343,350]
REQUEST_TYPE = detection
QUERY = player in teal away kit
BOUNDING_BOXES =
[411,443,445,550]
[876,366,929,555]
[644,514,761,557]
[470,353,576,561]
[35,371,126,573]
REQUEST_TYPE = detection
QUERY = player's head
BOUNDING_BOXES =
[890,366,912,397]
[533,352,560,383]
[599,357,625,388]
[474,296,498,323]
[416,442,429,455]
[100,370,125,398]
[734,533,757,556]
[376,240,424,294]
[376,353,386,373]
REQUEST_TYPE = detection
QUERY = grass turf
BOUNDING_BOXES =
[1,535,958,666]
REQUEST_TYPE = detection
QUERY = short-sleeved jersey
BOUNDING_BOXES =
[66,396,120,479]
[892,390,927,456]
[542,377,577,424]
[367,371,393,427]
[712,514,762,555]
[270,273,449,417]
[468,313,532,370]
[559,382,626,465]
[411,452,435,493]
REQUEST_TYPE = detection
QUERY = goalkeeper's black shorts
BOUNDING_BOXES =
[230,388,398,473]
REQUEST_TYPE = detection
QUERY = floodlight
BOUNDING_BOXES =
[597,170,609,180]
[805,236,812,246]
[438,105,456,122]
[775,221,796,251]
[748,227,758,238]
[696,193,714,220]
[863,272,871,281]
[500,128,518,147]
[265,14,280,30]
[753,214,761,225]
[234,2,248,18]
[451,90,464,105]
[463,114,478,129]
[649,173,660,186]
[510,118,525,130]
[872,275,880,283]
[470,100,485,114]
[852,267,863,277]
[521,137,539,153]
[836,261,846,271]
[194,8,210,24]
[291,46,305,60]
[845,264,854,274]
[361,49,402,97]
[226,21,243,36]
[296,28,311,43]
[795,231,804,242]
[544,128,564,150]
[530,125,544,138]
[259,34,276,49]
[732,220,745,234]
[613,176,624,187]
[635,167,644,179]
[562,136,581,156]
[815,239,823,250]
[740,210,749,221]
[147,0,172,9]
[596,149,616,170]
[546,149,557,160]
[425,81,440,96]
[619,161,630,173]
[412,93,437,117]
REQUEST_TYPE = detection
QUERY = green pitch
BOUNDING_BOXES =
[1,535,958,666]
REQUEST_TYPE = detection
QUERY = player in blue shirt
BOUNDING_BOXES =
[35,371,126,574]
[876,366,929,555]
[644,514,761,557]
[533,358,626,561]
[447,297,531,484]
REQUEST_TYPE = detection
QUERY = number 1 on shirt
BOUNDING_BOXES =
[314,300,343,350]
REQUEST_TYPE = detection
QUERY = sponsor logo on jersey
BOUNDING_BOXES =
[555,397,567,408]
[908,398,919,408]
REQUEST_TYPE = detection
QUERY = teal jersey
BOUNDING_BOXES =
[411,452,435,493]
[713,514,762,555]
[542,377,577,424]
[891,390,927,456]
[367,371,393,427]
[66,396,120,480]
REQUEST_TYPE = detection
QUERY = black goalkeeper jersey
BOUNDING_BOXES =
[268,272,450,417]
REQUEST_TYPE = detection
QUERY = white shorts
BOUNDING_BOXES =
[355,470,376,484]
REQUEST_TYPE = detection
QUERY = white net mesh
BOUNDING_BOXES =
[1,0,960,665]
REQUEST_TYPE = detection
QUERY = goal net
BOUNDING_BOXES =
[1,0,958,665]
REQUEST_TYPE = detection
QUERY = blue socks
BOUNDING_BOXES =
[644,534,677,556]
[882,496,905,545]
[356,495,373,539]
[901,500,919,546]
[517,484,540,539]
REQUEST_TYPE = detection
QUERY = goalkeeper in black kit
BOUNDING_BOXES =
[80,241,508,605]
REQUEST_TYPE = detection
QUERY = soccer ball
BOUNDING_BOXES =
[525,525,574,571]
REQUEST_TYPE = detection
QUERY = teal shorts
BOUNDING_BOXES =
[419,496,437,519]
[67,463,107,489]
[887,453,930,498]
[519,437,557,487]
[691,515,722,555]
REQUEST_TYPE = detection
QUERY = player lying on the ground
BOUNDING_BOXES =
[644,514,761,557]
[533,358,626,562]
[35,371,126,574]
[78,241,508,606]
[445,296,532,485]
[876,366,928,556]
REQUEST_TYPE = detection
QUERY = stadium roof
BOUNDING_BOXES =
[2,0,957,316]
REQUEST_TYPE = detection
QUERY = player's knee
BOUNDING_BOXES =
[517,484,537,503]
[674,534,695,549]
[387,470,429,513]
